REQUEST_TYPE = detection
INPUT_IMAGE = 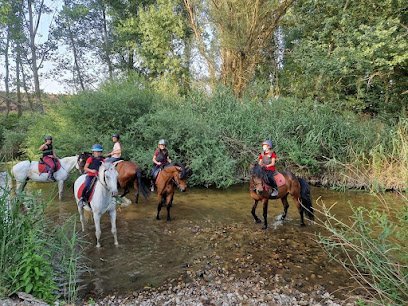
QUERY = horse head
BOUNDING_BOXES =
[99,162,118,196]
[250,163,267,195]
[76,152,92,174]
[172,163,192,192]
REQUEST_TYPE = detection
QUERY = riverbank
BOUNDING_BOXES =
[1,224,365,306]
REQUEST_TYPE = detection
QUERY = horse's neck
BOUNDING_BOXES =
[60,156,77,171]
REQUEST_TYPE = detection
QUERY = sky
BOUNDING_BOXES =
[0,0,82,94]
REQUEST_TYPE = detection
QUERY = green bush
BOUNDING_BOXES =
[9,80,406,189]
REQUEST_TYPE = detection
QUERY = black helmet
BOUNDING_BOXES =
[112,133,120,139]
[44,135,53,141]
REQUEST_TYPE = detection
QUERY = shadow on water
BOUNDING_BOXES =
[15,178,406,298]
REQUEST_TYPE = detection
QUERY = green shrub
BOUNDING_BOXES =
[11,81,406,189]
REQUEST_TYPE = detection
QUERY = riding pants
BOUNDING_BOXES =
[82,175,97,202]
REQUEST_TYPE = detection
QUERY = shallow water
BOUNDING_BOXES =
[8,176,406,297]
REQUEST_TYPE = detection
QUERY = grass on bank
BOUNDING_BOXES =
[315,194,408,305]
[0,182,85,303]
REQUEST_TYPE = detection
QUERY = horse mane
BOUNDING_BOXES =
[250,163,268,182]
[173,162,187,179]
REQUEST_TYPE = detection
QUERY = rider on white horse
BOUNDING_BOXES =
[79,144,105,207]
[39,135,57,181]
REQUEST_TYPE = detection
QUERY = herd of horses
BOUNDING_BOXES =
[10,154,314,247]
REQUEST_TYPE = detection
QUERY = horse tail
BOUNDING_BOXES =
[299,178,314,220]
[136,168,149,199]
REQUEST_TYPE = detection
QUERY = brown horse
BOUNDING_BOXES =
[250,163,314,229]
[155,163,191,221]
[77,153,149,203]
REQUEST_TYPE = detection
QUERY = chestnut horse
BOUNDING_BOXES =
[250,164,314,229]
[77,153,149,203]
[155,163,191,221]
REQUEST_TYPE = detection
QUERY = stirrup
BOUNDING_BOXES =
[270,188,278,197]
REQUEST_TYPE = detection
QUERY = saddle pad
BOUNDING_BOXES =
[77,181,96,203]
[112,160,124,166]
[274,172,286,187]
[38,159,61,173]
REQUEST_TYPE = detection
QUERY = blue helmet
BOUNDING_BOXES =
[91,144,103,152]
[262,140,273,148]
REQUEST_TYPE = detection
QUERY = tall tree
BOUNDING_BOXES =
[26,0,55,111]
[184,0,294,96]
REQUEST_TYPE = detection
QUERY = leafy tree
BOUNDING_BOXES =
[281,0,408,115]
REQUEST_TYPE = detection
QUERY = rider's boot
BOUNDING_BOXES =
[270,188,278,197]
[48,170,56,181]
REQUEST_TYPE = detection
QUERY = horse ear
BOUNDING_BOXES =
[175,166,182,171]
[186,168,193,177]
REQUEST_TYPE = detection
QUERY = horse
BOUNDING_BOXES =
[12,155,79,200]
[155,163,192,221]
[77,152,149,203]
[73,162,119,247]
[249,163,314,229]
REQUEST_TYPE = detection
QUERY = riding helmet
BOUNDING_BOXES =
[44,135,53,141]
[158,139,167,145]
[91,144,104,152]
[262,140,273,148]
[112,133,120,139]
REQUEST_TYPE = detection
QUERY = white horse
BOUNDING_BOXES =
[73,162,119,248]
[12,155,79,200]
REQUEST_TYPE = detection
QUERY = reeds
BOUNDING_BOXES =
[0,177,85,303]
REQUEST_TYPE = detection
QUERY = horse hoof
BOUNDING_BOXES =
[262,226,268,230]
[300,223,306,227]
[114,242,119,246]
[255,219,262,224]
[156,216,161,220]
[280,216,286,221]
[96,244,101,248]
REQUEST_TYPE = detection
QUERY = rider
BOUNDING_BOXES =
[39,135,57,181]
[150,139,172,191]
[258,140,279,197]
[106,133,122,163]
[79,144,105,205]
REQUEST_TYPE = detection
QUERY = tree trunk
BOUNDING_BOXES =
[101,5,113,79]
[27,0,44,112]
[16,46,23,117]
[67,22,85,91]
[4,29,11,115]
[21,64,34,110]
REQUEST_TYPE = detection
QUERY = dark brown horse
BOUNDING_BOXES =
[250,163,314,229]
[77,153,149,203]
[155,163,191,221]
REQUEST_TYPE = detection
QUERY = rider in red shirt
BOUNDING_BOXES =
[258,140,278,197]
[79,144,105,205]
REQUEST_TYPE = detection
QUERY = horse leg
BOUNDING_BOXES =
[262,199,269,230]
[77,205,85,232]
[134,179,139,204]
[291,193,305,227]
[251,200,262,223]
[280,195,289,221]
[93,213,102,248]
[166,194,174,222]
[58,180,64,200]
[109,208,119,246]
[156,196,164,220]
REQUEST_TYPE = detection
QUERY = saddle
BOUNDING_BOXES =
[38,157,61,174]
[77,178,97,204]
[263,172,286,194]
[112,159,124,167]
